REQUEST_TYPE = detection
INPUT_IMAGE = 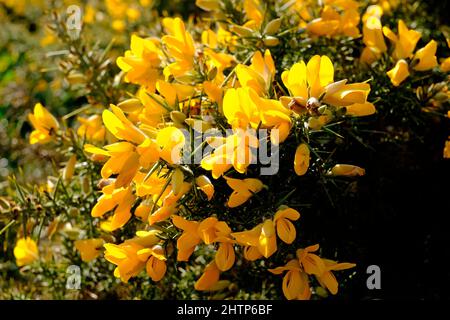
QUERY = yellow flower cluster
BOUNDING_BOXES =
[360,5,442,86]
[18,0,448,300]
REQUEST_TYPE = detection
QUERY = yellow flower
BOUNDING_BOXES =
[444,139,450,158]
[133,171,168,197]
[222,87,260,129]
[203,81,224,106]
[273,207,300,244]
[243,0,264,29]
[112,19,126,32]
[84,142,140,188]
[296,244,325,275]
[195,175,215,200]
[329,164,365,176]
[282,55,333,104]
[103,104,146,145]
[383,20,421,60]
[268,259,311,300]
[136,138,160,168]
[77,115,106,142]
[85,106,161,187]
[360,47,382,65]
[204,49,235,82]
[91,184,135,231]
[74,238,104,262]
[282,55,375,116]
[235,50,275,97]
[362,5,383,23]
[440,57,450,73]
[222,87,291,143]
[137,88,169,127]
[197,217,235,271]
[117,35,162,91]
[138,244,167,282]
[224,176,263,208]
[156,126,186,164]
[14,237,39,267]
[361,16,387,63]
[162,17,196,78]
[194,260,221,291]
[412,40,438,71]
[307,2,360,38]
[104,230,163,282]
[243,245,263,261]
[387,59,410,87]
[28,103,59,144]
[294,143,310,176]
[126,8,141,21]
[232,220,277,259]
[196,0,220,11]
[83,4,96,24]
[172,215,202,261]
[215,241,235,271]
[105,0,128,19]
[134,202,152,221]
[156,80,196,107]
[201,131,258,178]
[315,259,356,295]
[232,224,262,260]
[258,219,277,258]
[148,181,191,225]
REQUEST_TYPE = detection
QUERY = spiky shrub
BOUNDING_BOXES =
[0,0,448,299]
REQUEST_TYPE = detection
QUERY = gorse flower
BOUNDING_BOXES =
[77,115,106,142]
[91,184,135,231]
[232,207,300,259]
[328,164,366,177]
[387,59,410,87]
[306,0,361,38]
[28,103,59,144]
[269,244,355,300]
[294,143,310,176]
[383,20,421,61]
[224,176,263,208]
[268,259,311,300]
[21,0,443,300]
[103,230,164,282]
[162,17,196,78]
[235,50,275,97]
[14,237,39,267]
[281,55,376,120]
[273,207,301,244]
[382,20,438,86]
[78,10,368,297]
[74,238,104,262]
[117,35,162,91]
[361,7,387,64]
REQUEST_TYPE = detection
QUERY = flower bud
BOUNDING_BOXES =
[264,18,281,36]
[117,98,142,113]
[63,155,77,182]
[171,168,184,196]
[170,111,187,125]
[66,72,86,85]
[230,25,254,37]
[329,164,365,177]
[263,36,280,47]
